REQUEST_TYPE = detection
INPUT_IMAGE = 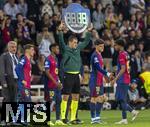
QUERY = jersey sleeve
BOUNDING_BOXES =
[93,56,108,76]
[78,32,91,50]
[58,32,66,52]
[15,57,26,81]
[44,58,51,70]
[119,53,126,65]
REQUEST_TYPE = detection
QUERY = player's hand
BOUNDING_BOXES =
[22,80,27,86]
[105,72,111,82]
[104,76,110,83]
[109,73,115,81]
[57,82,63,90]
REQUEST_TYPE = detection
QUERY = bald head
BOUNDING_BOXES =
[8,41,17,54]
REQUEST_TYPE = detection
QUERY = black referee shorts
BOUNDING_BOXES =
[62,73,80,94]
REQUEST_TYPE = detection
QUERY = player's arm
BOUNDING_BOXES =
[115,65,125,81]
[45,70,58,85]
[111,53,126,84]
[93,56,110,77]
[44,59,58,86]
[15,57,26,85]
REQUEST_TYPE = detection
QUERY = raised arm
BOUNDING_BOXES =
[78,32,91,50]
[58,31,66,51]
[57,22,67,52]
[78,23,93,50]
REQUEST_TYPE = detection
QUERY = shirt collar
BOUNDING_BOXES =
[9,52,15,58]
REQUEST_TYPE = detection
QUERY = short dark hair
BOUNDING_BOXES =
[49,43,58,51]
[133,48,140,54]
[68,35,77,42]
[115,39,125,47]
[16,13,23,18]
[24,44,34,51]
[94,39,105,45]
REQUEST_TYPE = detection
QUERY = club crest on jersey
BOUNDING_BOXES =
[62,3,90,33]
[45,61,49,65]
[55,68,58,74]
[20,58,25,65]
[94,57,99,63]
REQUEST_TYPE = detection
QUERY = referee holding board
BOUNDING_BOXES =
[58,22,93,124]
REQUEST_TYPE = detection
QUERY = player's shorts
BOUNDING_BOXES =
[62,73,80,94]
[45,88,61,102]
[89,81,104,97]
[17,82,31,102]
[115,83,129,101]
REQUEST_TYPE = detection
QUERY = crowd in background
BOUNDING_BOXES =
[0,0,150,108]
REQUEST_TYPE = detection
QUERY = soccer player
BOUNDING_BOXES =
[58,22,92,124]
[44,43,65,126]
[15,44,35,125]
[89,39,112,124]
[111,39,139,124]
[16,44,35,102]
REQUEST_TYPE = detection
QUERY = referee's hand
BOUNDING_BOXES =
[58,21,69,33]
[87,23,93,32]
[58,21,64,31]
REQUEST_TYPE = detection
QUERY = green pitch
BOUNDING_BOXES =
[51,109,150,127]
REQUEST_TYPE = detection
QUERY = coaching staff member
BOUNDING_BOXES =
[0,41,18,125]
[58,22,92,124]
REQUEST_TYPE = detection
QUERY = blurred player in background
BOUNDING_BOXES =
[89,39,112,124]
[111,39,139,124]
[44,43,64,126]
